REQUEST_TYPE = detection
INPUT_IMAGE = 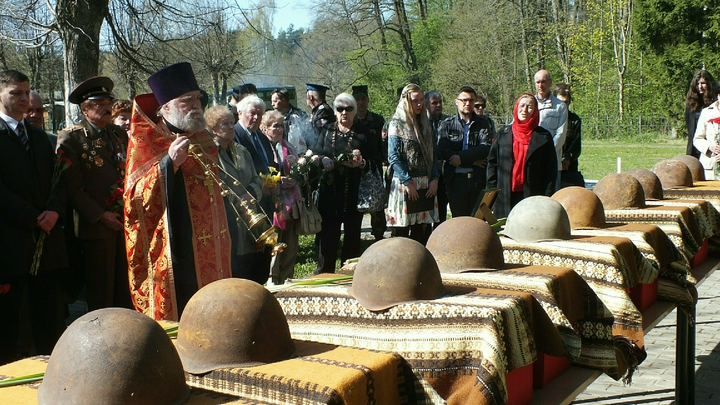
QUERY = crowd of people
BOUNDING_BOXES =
[0,63,592,364]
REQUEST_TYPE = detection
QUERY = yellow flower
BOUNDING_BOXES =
[260,167,281,187]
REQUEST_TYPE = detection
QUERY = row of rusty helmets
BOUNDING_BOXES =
[348,154,704,311]
[39,278,298,404]
[670,154,704,182]
[652,159,694,189]
[349,217,508,311]
[38,308,190,405]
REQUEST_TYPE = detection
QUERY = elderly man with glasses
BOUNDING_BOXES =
[437,86,495,217]
[57,76,131,312]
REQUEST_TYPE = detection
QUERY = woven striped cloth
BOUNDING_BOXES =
[275,285,543,405]
[646,199,714,239]
[663,182,720,253]
[440,265,626,380]
[500,235,647,373]
[0,356,250,405]
[183,343,445,405]
[572,224,698,319]
[604,206,702,260]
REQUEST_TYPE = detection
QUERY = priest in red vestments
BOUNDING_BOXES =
[124,62,231,320]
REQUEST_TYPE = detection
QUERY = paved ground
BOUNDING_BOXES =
[572,262,720,405]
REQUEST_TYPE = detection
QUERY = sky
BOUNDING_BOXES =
[271,0,313,34]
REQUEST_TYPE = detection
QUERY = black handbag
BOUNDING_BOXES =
[357,162,387,213]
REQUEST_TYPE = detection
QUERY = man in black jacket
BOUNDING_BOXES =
[0,70,67,364]
[437,86,495,217]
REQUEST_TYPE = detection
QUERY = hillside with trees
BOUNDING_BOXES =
[1,0,717,137]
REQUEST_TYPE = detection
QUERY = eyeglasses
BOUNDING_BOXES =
[336,106,354,113]
[456,98,475,104]
[269,123,284,129]
[474,104,486,109]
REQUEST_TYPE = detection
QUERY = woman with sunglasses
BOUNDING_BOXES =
[312,93,374,274]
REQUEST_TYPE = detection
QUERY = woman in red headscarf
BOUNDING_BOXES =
[487,93,557,218]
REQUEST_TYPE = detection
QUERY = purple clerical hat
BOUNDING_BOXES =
[148,62,200,106]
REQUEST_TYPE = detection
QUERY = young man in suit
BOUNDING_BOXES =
[0,70,67,364]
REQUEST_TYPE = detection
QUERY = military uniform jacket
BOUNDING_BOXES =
[57,120,127,239]
[0,118,67,275]
[311,102,336,130]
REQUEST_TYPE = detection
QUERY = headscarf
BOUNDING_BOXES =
[388,84,435,177]
[511,93,539,192]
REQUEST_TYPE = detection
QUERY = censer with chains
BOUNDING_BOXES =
[188,144,286,256]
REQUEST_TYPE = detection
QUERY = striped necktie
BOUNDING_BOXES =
[16,122,28,150]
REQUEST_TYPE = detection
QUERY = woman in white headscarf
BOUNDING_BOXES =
[386,84,439,244]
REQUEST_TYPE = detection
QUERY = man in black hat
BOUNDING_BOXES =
[306,83,335,131]
[57,75,131,312]
[227,83,257,124]
[271,87,309,152]
[124,62,231,321]
[352,85,387,240]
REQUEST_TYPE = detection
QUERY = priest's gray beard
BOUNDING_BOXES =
[165,104,206,133]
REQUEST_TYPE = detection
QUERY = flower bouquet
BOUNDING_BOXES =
[30,149,72,275]
[288,149,319,183]
[260,166,282,188]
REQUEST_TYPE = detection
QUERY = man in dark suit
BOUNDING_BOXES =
[234,94,278,177]
[57,76,131,311]
[0,70,67,364]
[233,94,278,282]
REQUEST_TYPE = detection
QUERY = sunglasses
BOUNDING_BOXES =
[336,106,355,113]
[475,104,486,109]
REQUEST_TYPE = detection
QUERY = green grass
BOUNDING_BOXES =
[293,234,374,279]
[579,138,686,180]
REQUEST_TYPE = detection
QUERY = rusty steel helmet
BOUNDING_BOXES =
[349,238,446,311]
[593,173,646,209]
[625,168,664,200]
[501,196,572,242]
[551,186,606,229]
[652,159,694,189]
[671,154,705,181]
[176,278,295,374]
[38,308,189,405]
[426,216,504,273]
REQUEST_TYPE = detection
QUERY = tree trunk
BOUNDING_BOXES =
[371,0,387,46]
[56,0,109,125]
[392,0,418,74]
